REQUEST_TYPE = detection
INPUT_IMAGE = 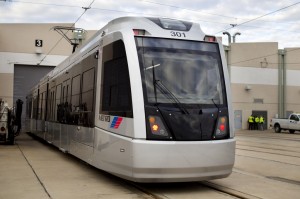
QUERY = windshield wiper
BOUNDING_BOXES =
[151,61,189,115]
[151,60,158,105]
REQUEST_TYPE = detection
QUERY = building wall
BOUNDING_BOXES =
[0,23,97,106]
[0,23,73,55]
[228,42,300,130]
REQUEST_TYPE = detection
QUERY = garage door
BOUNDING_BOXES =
[252,110,268,130]
[13,64,54,127]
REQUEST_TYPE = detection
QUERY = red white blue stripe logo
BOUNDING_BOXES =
[110,117,123,129]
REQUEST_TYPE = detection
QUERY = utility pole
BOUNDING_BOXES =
[222,32,241,78]
[278,49,286,118]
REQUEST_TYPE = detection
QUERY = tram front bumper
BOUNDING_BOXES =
[130,138,236,182]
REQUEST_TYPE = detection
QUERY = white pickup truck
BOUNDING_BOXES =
[270,113,300,133]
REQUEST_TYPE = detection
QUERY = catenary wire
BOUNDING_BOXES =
[215,1,300,34]
[140,0,300,26]
[3,0,300,33]
[139,0,237,19]
[1,0,233,25]
[230,48,300,65]
[2,0,81,8]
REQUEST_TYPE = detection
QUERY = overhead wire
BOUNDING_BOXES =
[4,0,300,32]
[142,0,300,26]
[231,48,300,65]
[6,0,299,27]
[139,0,237,19]
[1,0,234,26]
[215,1,300,34]
[3,0,81,8]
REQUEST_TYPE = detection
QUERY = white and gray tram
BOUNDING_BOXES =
[26,17,235,182]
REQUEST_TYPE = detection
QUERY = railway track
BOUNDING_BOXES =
[236,131,300,142]
[4,130,299,199]
[130,180,255,199]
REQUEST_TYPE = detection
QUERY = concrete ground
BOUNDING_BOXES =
[0,134,152,199]
[218,129,300,199]
[0,130,300,199]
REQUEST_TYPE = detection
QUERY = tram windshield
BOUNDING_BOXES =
[135,37,226,106]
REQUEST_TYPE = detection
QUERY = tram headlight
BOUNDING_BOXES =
[133,29,146,36]
[214,116,228,139]
[148,116,169,137]
[204,35,217,42]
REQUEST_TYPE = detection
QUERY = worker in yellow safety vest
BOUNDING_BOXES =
[248,115,254,130]
[259,116,265,131]
[254,116,260,130]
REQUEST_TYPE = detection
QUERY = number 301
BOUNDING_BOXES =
[170,31,186,38]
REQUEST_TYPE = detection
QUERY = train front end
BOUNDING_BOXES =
[94,17,235,182]
[130,18,235,182]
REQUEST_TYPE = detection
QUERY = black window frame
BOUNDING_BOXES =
[100,40,133,118]
[135,36,228,109]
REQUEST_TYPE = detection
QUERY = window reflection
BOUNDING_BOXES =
[137,38,224,105]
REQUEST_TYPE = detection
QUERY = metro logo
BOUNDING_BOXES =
[110,117,123,129]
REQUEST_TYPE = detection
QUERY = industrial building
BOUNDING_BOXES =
[226,42,300,129]
[0,23,299,130]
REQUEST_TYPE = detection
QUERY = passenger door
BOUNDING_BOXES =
[289,114,300,130]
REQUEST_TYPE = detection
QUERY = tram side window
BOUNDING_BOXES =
[71,75,81,112]
[101,40,133,118]
[82,68,95,126]
[46,90,50,120]
[38,92,43,120]
[62,79,71,104]
[41,92,46,120]
[55,84,62,122]
[49,89,55,121]
[32,96,38,119]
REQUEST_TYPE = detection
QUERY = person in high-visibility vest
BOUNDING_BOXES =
[259,116,265,131]
[248,115,254,130]
[254,116,260,130]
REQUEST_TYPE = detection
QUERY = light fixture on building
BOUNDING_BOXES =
[260,58,268,68]
[245,85,252,91]
[35,47,42,54]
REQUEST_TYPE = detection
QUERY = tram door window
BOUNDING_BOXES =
[101,40,133,118]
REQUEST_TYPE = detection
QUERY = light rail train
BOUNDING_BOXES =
[26,17,235,182]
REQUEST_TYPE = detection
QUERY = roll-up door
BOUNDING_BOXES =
[13,64,54,128]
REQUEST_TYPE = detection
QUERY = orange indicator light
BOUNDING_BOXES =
[149,116,156,124]
[152,124,159,132]
[221,117,226,123]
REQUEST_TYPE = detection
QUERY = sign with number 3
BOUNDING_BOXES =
[35,39,43,47]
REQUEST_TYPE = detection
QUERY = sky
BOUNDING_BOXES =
[1,0,300,48]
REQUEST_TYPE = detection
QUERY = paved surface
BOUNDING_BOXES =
[0,130,300,199]
[0,134,152,199]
